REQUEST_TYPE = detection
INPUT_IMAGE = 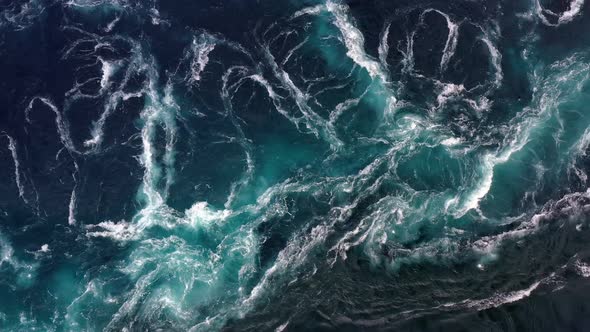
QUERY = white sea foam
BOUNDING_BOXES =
[185,202,230,228]
[79,57,122,150]
[467,280,542,310]
[436,83,465,106]
[104,15,120,32]
[261,44,343,149]
[452,55,590,215]
[458,130,530,215]
[378,22,391,68]
[472,188,590,259]
[400,30,417,75]
[248,74,295,124]
[330,196,406,266]
[536,0,585,26]
[68,163,79,226]
[325,1,387,81]
[291,5,325,19]
[575,260,590,277]
[559,0,586,24]
[275,321,290,332]
[282,36,308,66]
[26,97,78,153]
[330,95,363,124]
[441,137,461,146]
[219,67,257,208]
[86,221,140,241]
[440,16,459,72]
[245,225,331,306]
[85,42,147,151]
[2,134,27,203]
[68,188,77,226]
[480,33,503,88]
[187,35,217,85]
[422,9,460,73]
[98,57,118,91]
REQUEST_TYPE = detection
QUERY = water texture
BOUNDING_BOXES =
[1,0,590,331]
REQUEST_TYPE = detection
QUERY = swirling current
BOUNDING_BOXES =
[1,0,590,331]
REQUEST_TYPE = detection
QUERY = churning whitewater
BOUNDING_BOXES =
[1,0,590,331]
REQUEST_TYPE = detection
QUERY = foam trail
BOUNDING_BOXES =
[559,0,586,24]
[61,28,163,155]
[187,35,217,85]
[456,114,540,215]
[288,0,399,115]
[480,34,503,88]
[261,43,343,149]
[99,57,118,91]
[468,279,543,310]
[245,224,332,306]
[26,97,78,154]
[86,220,139,241]
[400,30,417,75]
[68,162,79,226]
[162,81,179,197]
[2,134,28,204]
[441,137,461,146]
[248,73,296,123]
[83,42,148,151]
[83,58,125,149]
[439,279,543,311]
[455,55,590,215]
[68,188,77,225]
[84,91,143,149]
[132,42,179,220]
[403,9,460,76]
[83,43,217,329]
[104,15,120,32]
[3,133,42,214]
[325,1,388,82]
[435,10,460,72]
[83,93,119,148]
[291,5,325,19]
[220,67,256,208]
[330,93,366,124]
[282,36,308,65]
[378,21,391,68]
[323,0,402,121]
[536,0,585,26]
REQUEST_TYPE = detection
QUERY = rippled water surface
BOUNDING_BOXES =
[1,0,590,331]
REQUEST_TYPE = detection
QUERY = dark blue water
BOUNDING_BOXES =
[1,0,590,331]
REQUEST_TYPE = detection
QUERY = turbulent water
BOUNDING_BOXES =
[2,0,590,330]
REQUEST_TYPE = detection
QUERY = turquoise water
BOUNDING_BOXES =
[1,0,590,330]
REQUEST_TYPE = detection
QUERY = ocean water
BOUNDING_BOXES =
[1,0,590,330]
